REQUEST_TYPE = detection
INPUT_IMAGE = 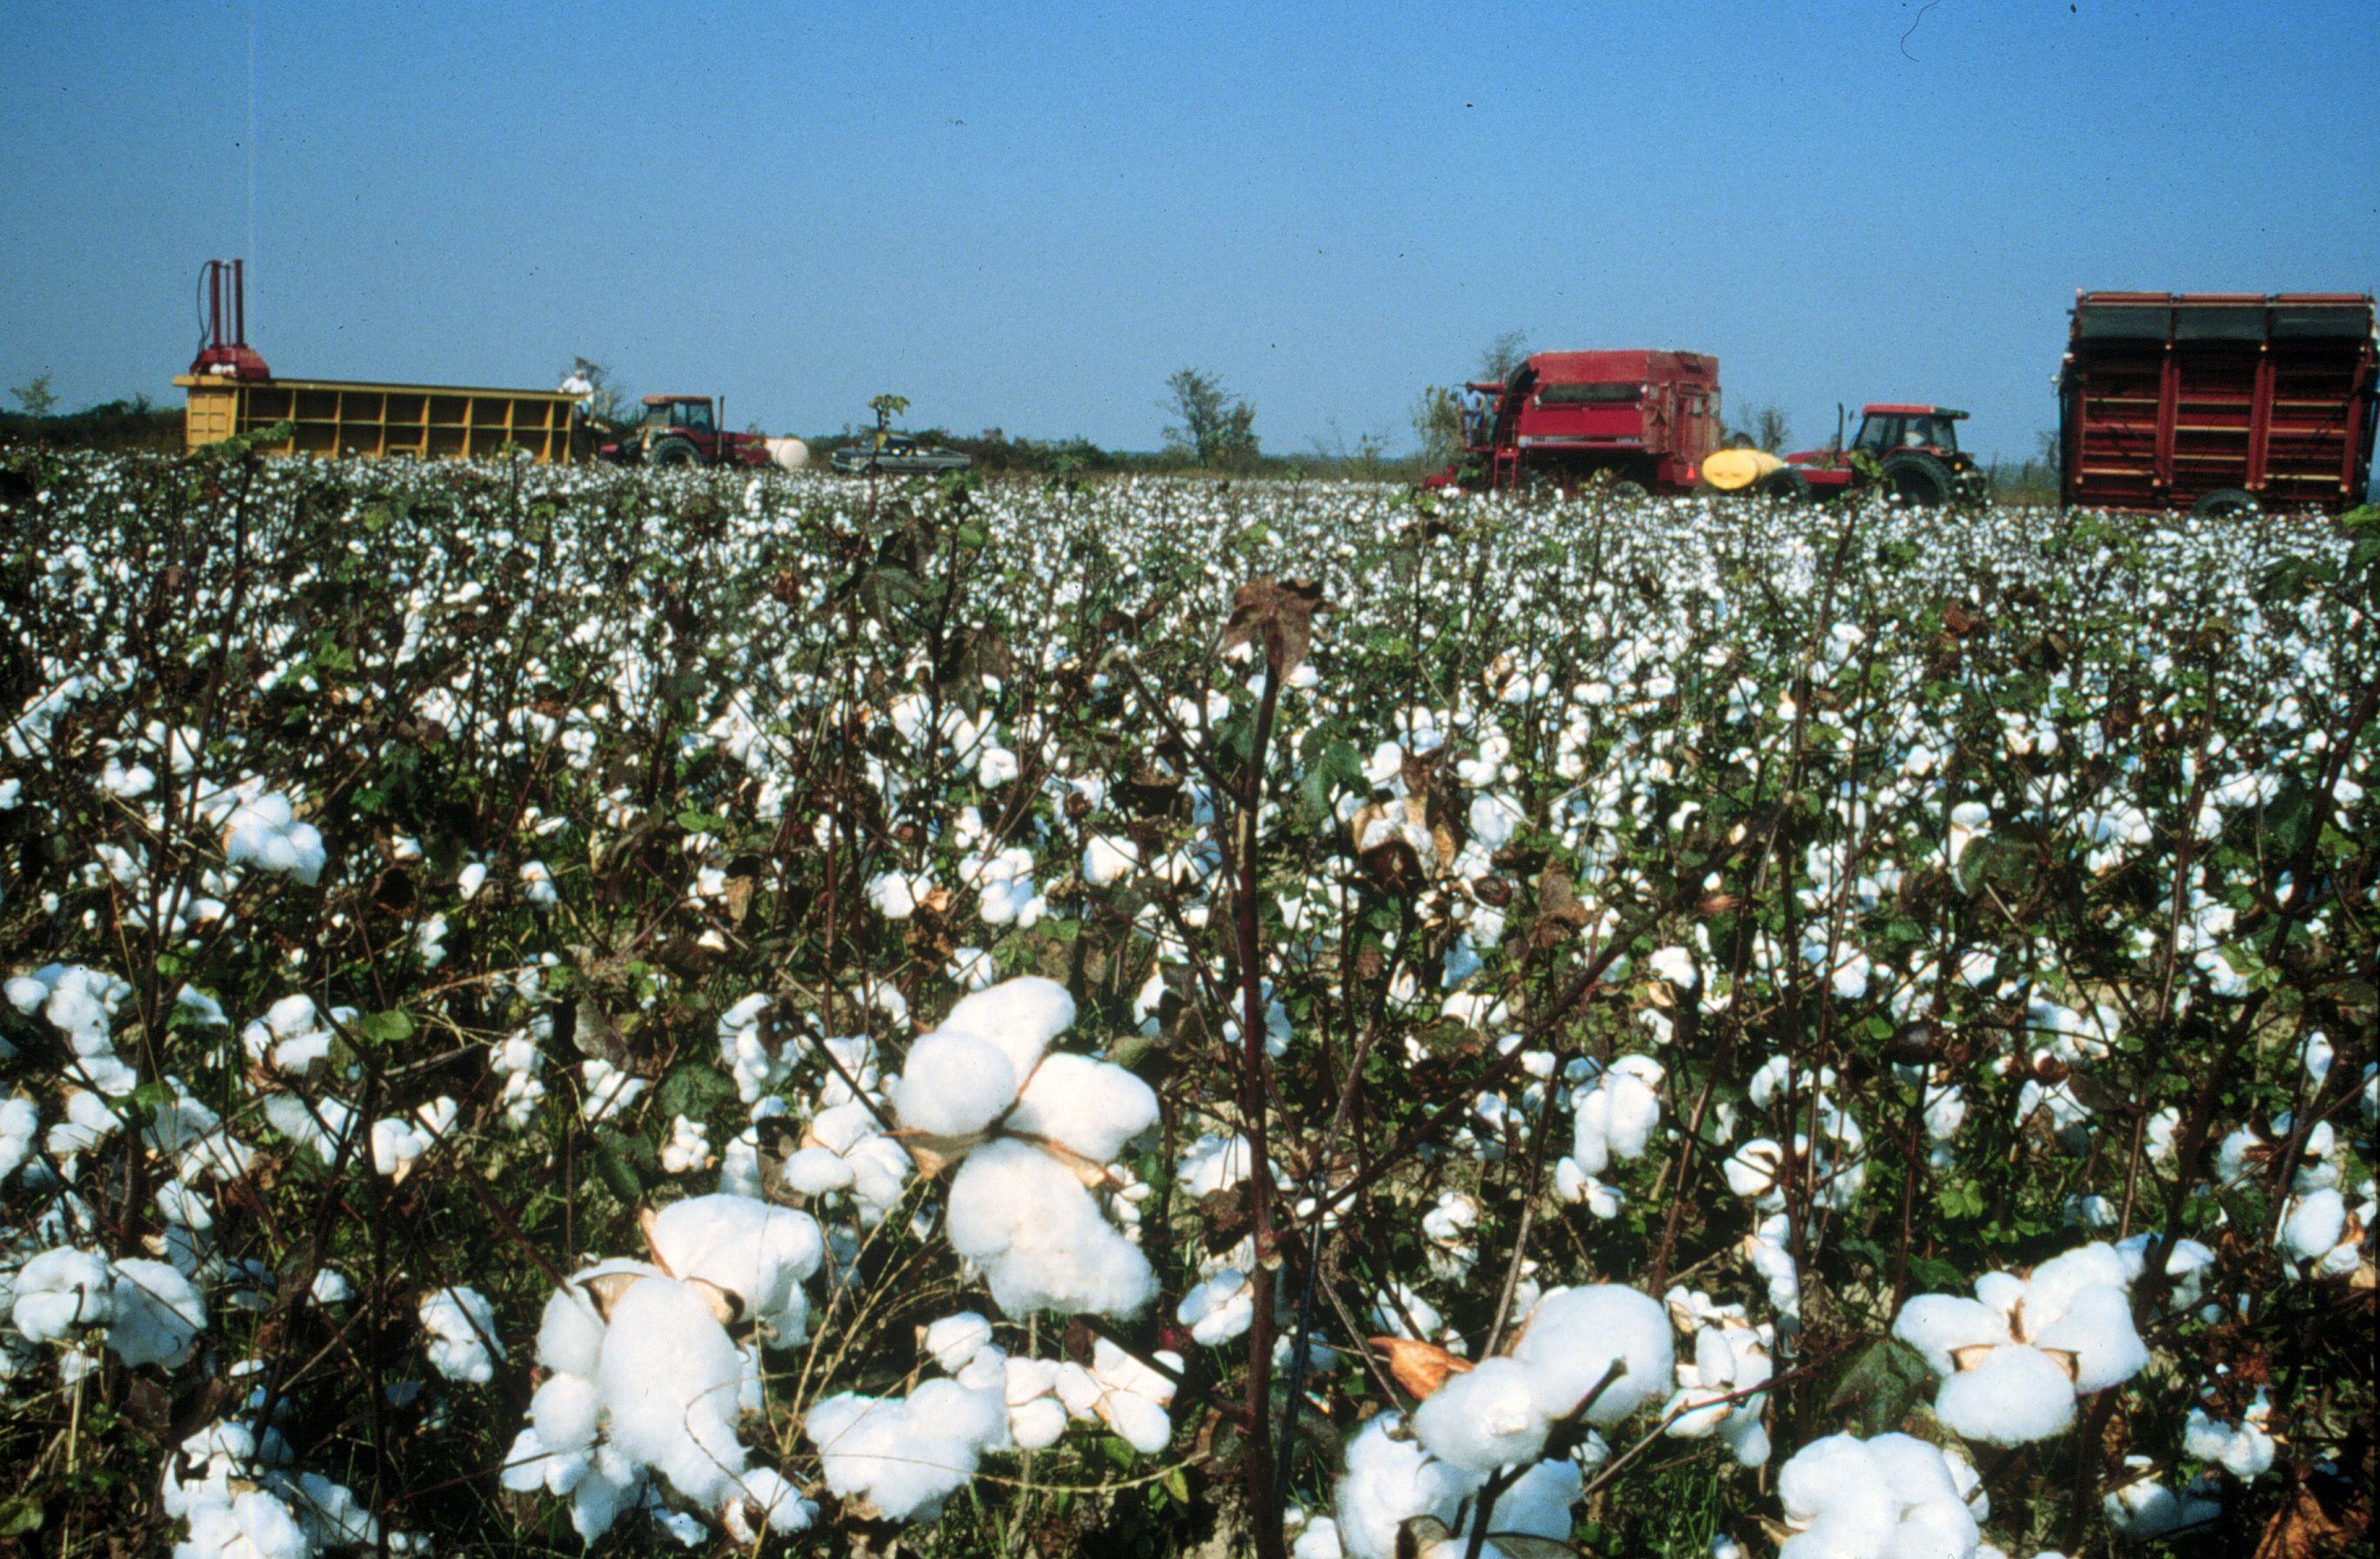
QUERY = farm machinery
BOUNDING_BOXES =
[599,394,792,469]
[1424,350,1722,497]
[2058,291,2375,516]
[1703,404,1989,505]
[176,258,805,469]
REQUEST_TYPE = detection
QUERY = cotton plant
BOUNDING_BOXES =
[1661,1287,1774,1467]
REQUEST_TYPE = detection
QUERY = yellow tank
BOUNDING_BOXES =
[1701,447,1786,492]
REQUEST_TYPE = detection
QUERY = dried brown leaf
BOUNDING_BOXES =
[1219,577,1328,679]
[1367,1335,1474,1401]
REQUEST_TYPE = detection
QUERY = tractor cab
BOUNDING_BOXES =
[1782,403,1987,505]
[645,395,717,435]
[1850,405,1969,462]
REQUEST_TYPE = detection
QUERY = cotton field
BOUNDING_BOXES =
[0,447,2372,1558]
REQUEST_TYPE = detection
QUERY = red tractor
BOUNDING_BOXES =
[1770,404,1989,505]
[600,394,775,468]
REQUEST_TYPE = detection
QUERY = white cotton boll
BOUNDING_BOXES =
[184,1489,311,1559]
[649,1194,824,1342]
[1413,1356,1550,1472]
[1487,1456,1582,1539]
[945,1139,1156,1318]
[804,1390,986,1522]
[105,1257,207,1368]
[1892,1295,2008,1377]
[11,1246,112,1342]
[2103,1456,2221,1538]
[538,1270,630,1377]
[419,1286,505,1383]
[1010,1394,1068,1449]
[1007,1053,1159,1161]
[2279,1188,2347,1263]
[1,1095,42,1181]
[659,1114,713,1174]
[1294,1515,1346,1559]
[1084,834,1140,886]
[1934,1345,2076,1445]
[1861,1432,1962,1509]
[1333,1412,1479,1559]
[937,975,1077,1080]
[2031,1284,2147,1392]
[531,1371,602,1455]
[783,1146,858,1195]
[597,1275,752,1512]
[1510,1285,1673,1429]
[728,1465,815,1538]
[925,1312,996,1374]
[1176,1131,1258,1195]
[1775,1434,1895,1559]
[2023,1243,2130,1320]
[893,1029,1020,1138]
[457,860,489,900]
[1178,1268,1256,1345]
[223,792,327,886]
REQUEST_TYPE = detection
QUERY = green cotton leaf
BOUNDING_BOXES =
[1827,1336,1935,1438]
[654,1059,739,1123]
[355,1010,415,1047]
[592,1129,647,1204]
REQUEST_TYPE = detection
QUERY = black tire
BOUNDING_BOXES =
[1955,470,1994,506]
[1606,479,1648,504]
[1759,467,1813,503]
[2191,487,2258,519]
[649,438,699,468]
[1878,451,1955,506]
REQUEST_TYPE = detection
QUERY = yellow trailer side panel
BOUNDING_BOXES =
[174,376,584,463]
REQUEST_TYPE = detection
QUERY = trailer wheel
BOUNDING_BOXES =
[1606,479,1648,504]
[2190,487,2258,519]
[1878,451,1955,506]
[650,438,699,468]
[1759,467,1812,503]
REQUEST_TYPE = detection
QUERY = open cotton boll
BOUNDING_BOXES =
[946,1138,1156,1318]
[936,975,1077,1081]
[1178,1268,1256,1346]
[1892,1295,2009,1378]
[1934,1346,2076,1445]
[1509,1285,1674,1429]
[419,1286,505,1383]
[222,792,327,886]
[1006,1053,1160,1161]
[648,1194,824,1343]
[2103,1456,2221,1539]
[893,1030,1020,1139]
[2278,1188,2347,1263]
[2030,1284,2148,1392]
[595,1275,754,1514]
[925,1312,996,1374]
[1413,1356,1551,1472]
[1086,1336,1180,1453]
[805,1388,1001,1522]
[531,1371,603,1455]
[1333,1413,1481,1559]
[10,1246,114,1342]
[102,1256,206,1368]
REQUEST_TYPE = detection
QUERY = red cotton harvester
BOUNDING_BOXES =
[1425,350,1722,498]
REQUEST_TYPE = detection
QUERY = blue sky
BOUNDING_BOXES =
[3,1,2372,459]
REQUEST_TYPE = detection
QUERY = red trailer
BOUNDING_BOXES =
[1429,350,1721,498]
[2059,291,2377,516]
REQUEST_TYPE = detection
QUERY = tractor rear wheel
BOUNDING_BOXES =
[650,438,699,468]
[2191,487,2258,519]
[1759,467,1813,503]
[1878,451,1955,506]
